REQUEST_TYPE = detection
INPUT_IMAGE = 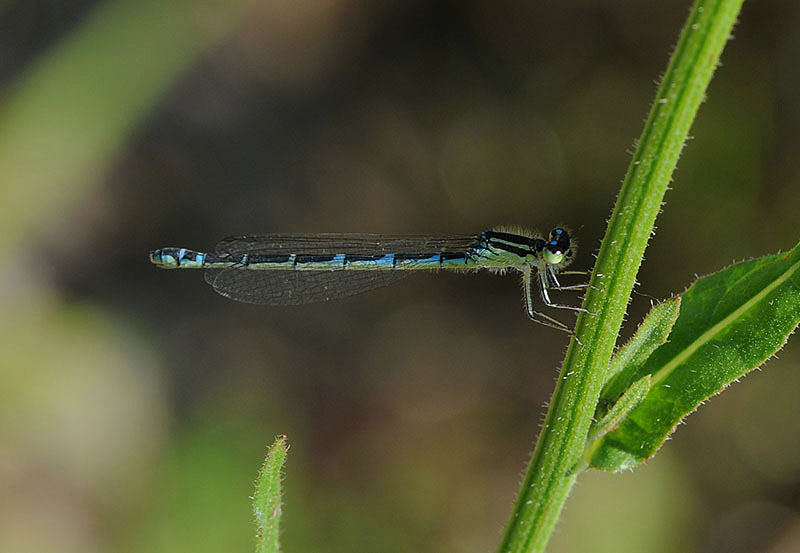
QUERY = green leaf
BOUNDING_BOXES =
[586,375,652,456]
[602,297,681,396]
[582,298,680,471]
[253,435,289,553]
[590,242,800,472]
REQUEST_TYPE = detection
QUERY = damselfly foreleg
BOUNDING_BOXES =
[547,267,593,290]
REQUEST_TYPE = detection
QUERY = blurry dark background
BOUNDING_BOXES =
[1,1,799,552]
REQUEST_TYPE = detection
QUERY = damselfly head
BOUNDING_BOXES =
[543,227,574,267]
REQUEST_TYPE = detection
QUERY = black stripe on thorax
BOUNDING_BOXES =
[483,231,548,258]
[484,230,528,243]
[481,232,532,258]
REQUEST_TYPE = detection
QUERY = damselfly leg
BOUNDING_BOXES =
[537,268,590,314]
[521,268,575,334]
[546,266,591,291]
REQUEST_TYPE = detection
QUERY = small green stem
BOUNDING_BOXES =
[254,435,289,553]
[495,1,745,552]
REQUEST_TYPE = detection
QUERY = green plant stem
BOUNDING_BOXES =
[254,435,289,553]
[496,2,744,552]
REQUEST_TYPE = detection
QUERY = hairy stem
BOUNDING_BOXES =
[496,1,745,551]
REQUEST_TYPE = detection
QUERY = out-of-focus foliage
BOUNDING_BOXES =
[0,0,251,257]
[1,2,798,552]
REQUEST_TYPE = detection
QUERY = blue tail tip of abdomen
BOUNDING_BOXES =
[150,248,177,268]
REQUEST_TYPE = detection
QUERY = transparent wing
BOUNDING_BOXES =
[207,233,479,305]
[214,233,477,255]
[205,268,410,305]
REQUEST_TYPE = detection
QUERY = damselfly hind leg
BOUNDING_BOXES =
[521,270,573,334]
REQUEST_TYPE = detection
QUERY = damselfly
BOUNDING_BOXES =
[150,227,587,332]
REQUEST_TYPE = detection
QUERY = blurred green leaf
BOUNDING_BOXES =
[254,435,289,553]
[0,0,250,255]
[591,241,800,471]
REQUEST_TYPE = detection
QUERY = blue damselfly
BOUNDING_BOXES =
[150,227,587,332]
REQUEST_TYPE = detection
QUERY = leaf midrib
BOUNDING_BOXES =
[651,253,800,386]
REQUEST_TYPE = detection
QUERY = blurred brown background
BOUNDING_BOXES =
[1,1,799,552]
